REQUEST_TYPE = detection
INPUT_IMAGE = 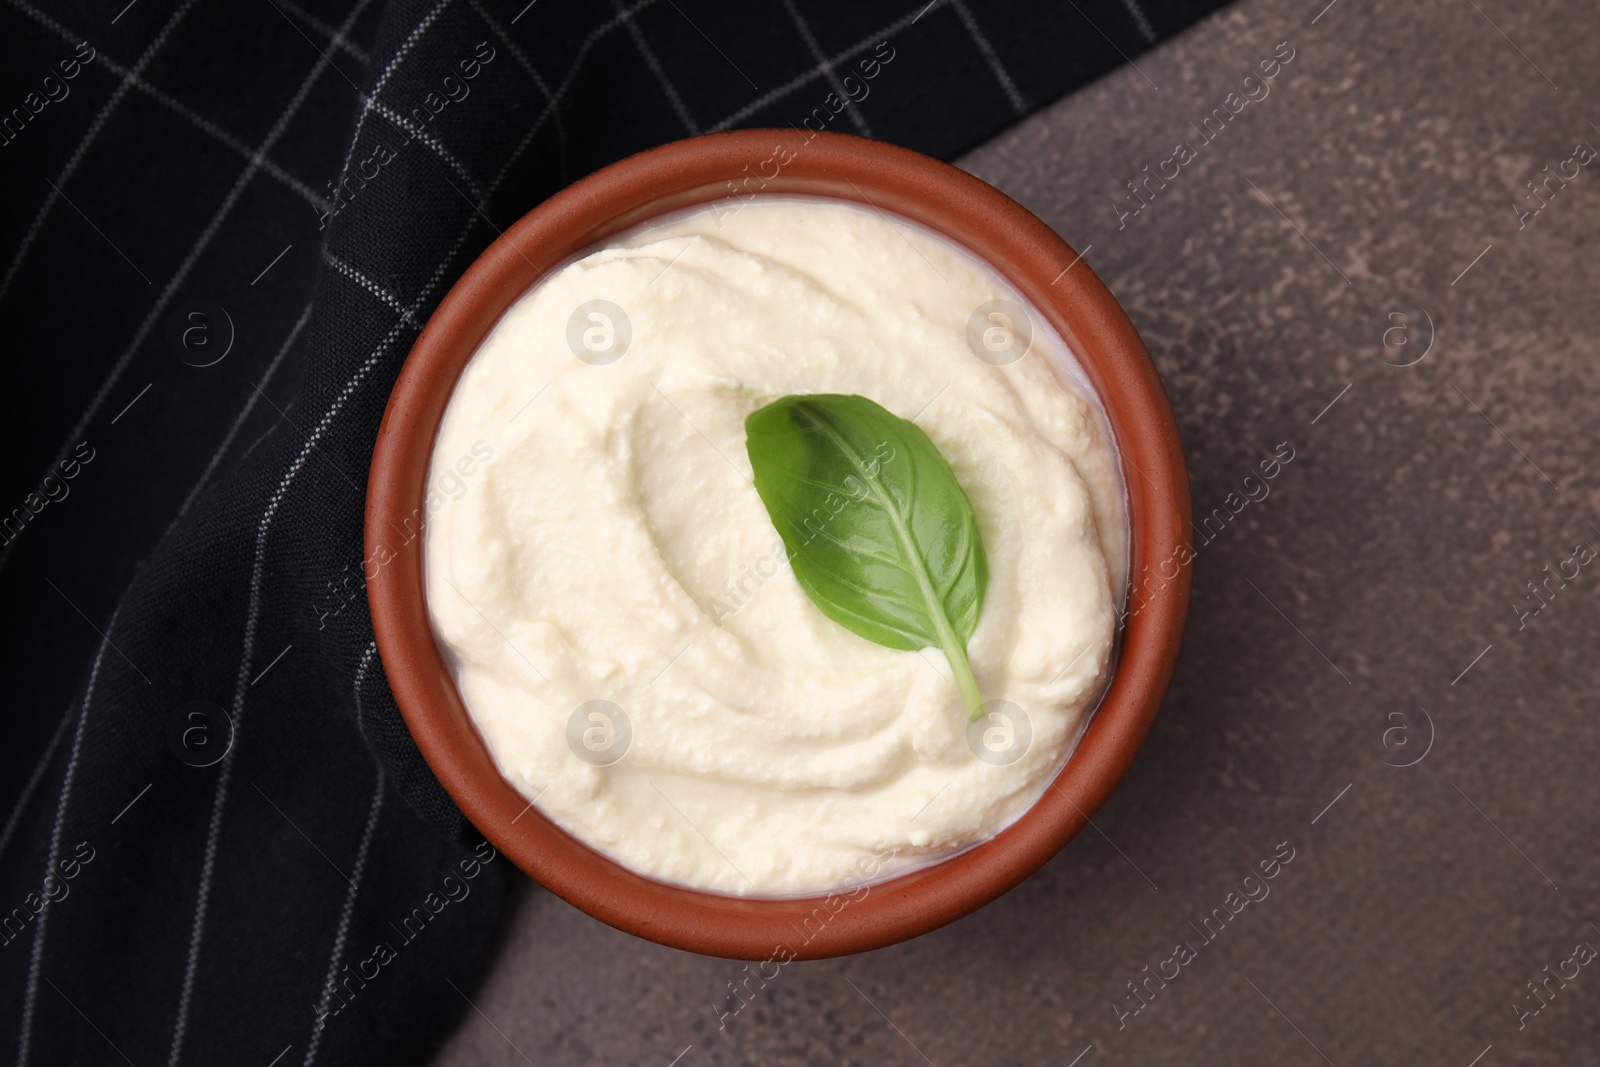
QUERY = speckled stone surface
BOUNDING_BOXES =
[429,1,1600,1063]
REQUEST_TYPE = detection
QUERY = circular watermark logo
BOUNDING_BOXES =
[966,300,1032,366]
[1379,304,1434,368]
[566,300,631,365]
[567,700,631,766]
[965,699,1032,766]
[168,301,235,368]
[167,699,235,768]
[1380,707,1434,768]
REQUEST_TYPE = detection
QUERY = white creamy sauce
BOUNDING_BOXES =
[425,197,1127,896]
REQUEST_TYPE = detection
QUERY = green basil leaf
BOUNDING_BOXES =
[744,393,989,720]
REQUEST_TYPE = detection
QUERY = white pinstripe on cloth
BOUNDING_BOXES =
[614,0,700,135]
[7,0,335,211]
[952,0,1027,113]
[302,762,386,1067]
[154,5,382,1057]
[781,0,874,136]
[707,0,947,132]
[0,0,375,582]
[1121,0,1158,42]
[0,0,201,306]
[15,604,119,1067]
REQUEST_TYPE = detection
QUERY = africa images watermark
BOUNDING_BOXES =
[708,41,898,229]
[704,439,896,627]
[316,41,498,228]
[1512,532,1595,630]
[1120,441,1297,626]
[711,841,901,1032]
[1,41,94,149]
[2,440,96,546]
[0,840,97,950]
[1512,138,1595,230]
[1110,840,1297,1032]
[1112,41,1298,230]
[315,438,494,628]
[312,839,498,1032]
[1512,935,1595,1031]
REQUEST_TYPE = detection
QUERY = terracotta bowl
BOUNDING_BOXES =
[366,129,1190,960]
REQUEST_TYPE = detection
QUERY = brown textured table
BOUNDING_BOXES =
[430,0,1600,1062]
